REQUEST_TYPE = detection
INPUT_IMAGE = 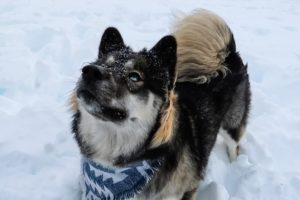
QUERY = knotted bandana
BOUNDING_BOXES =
[81,157,161,200]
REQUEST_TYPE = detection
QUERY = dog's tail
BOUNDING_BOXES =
[173,9,236,84]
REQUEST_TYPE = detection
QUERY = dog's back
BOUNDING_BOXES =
[173,9,250,162]
[143,10,251,199]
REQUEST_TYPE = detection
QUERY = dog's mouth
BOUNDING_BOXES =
[77,90,127,122]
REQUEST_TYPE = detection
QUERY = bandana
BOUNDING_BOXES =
[81,157,161,200]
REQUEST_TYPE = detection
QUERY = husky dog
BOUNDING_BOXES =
[70,9,250,200]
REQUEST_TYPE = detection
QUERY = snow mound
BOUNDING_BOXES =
[0,0,299,199]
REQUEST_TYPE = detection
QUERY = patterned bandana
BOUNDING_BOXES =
[81,157,161,200]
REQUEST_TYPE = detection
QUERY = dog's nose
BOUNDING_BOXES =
[82,65,102,82]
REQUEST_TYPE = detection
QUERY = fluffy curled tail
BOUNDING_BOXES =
[173,9,235,84]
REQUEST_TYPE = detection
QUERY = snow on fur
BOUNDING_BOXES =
[0,0,299,200]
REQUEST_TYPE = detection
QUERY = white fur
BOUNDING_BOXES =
[106,55,115,65]
[220,128,238,161]
[125,60,134,68]
[78,92,162,164]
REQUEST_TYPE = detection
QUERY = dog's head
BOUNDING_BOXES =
[71,27,177,162]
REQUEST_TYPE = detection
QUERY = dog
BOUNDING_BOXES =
[70,9,251,200]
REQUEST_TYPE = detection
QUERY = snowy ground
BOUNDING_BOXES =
[1,0,300,199]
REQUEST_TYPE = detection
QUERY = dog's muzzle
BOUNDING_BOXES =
[77,65,128,122]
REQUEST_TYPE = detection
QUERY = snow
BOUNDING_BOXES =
[0,0,299,199]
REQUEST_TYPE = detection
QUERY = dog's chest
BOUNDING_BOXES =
[136,150,200,200]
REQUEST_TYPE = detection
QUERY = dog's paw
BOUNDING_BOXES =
[227,144,239,162]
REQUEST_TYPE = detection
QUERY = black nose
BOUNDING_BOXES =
[82,65,102,82]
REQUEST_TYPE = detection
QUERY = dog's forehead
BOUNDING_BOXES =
[104,51,149,72]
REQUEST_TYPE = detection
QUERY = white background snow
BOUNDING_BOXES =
[0,0,299,199]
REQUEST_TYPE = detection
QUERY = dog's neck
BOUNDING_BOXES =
[81,157,161,200]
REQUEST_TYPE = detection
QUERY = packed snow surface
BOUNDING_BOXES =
[0,0,300,199]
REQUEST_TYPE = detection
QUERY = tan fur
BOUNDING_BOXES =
[186,189,197,200]
[69,89,177,148]
[69,92,78,112]
[236,125,245,157]
[173,9,232,83]
[142,147,199,199]
[238,125,245,142]
[162,148,199,198]
[151,90,177,147]
[135,147,199,199]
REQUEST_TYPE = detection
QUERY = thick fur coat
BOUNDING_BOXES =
[70,9,251,200]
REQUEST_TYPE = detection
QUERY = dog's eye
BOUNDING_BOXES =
[128,71,143,82]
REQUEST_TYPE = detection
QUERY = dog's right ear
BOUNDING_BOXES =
[150,35,177,90]
[98,27,124,57]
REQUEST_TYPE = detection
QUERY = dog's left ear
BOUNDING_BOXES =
[98,27,125,57]
[151,35,177,90]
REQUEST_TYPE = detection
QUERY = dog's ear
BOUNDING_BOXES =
[98,27,124,57]
[151,35,177,90]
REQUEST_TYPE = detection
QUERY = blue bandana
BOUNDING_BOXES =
[81,157,161,200]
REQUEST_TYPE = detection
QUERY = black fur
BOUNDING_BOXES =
[72,27,251,199]
[125,33,251,196]
[99,27,125,56]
